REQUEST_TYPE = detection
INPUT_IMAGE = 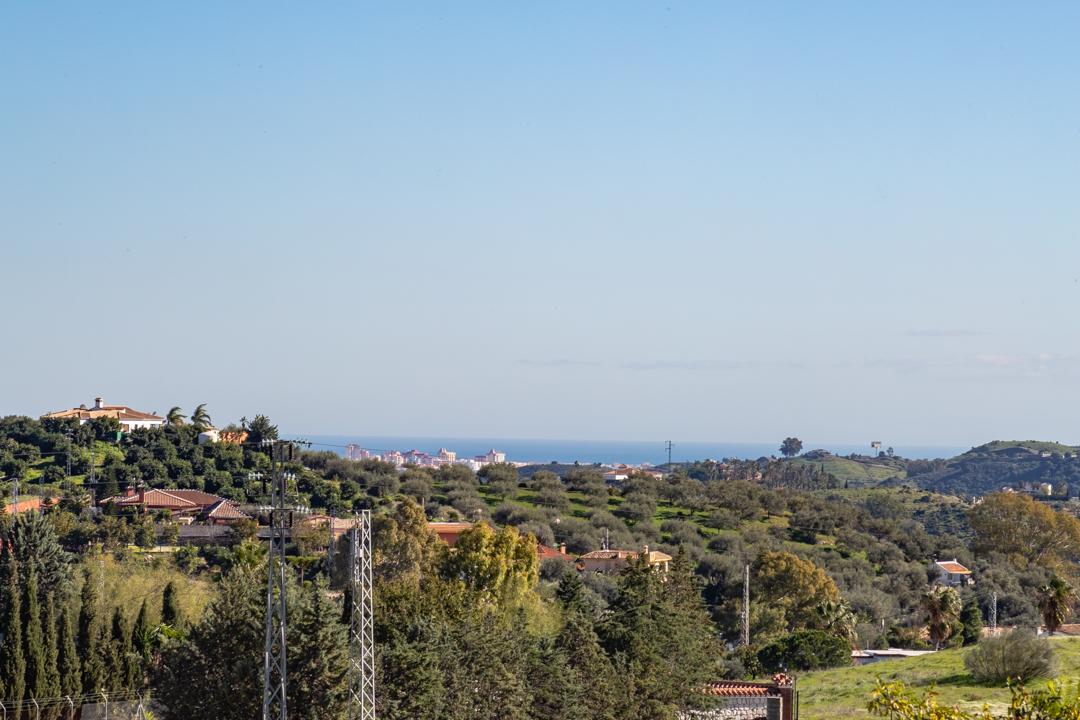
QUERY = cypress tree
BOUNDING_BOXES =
[132,599,152,660]
[57,603,81,696]
[162,581,182,629]
[78,568,104,694]
[556,571,616,720]
[109,607,138,690]
[1,576,25,704]
[40,591,62,700]
[23,564,46,699]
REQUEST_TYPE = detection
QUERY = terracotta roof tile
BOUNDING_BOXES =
[936,561,971,574]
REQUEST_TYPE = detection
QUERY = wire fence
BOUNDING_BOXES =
[0,690,155,720]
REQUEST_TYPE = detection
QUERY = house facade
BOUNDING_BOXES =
[41,397,165,433]
[578,546,672,575]
[934,559,972,586]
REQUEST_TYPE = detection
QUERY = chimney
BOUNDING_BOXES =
[94,397,104,409]
[559,543,566,555]
[138,485,146,503]
[125,486,136,498]
[642,544,649,555]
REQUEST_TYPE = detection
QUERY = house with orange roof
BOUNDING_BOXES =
[933,558,973,587]
[2,498,46,515]
[100,485,249,525]
[537,543,574,561]
[428,522,474,547]
[41,397,164,433]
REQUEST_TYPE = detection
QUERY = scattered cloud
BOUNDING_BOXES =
[907,330,985,337]
[863,353,1080,376]
[517,358,600,367]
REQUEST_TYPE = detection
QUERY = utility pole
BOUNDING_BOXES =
[665,441,673,468]
[989,591,997,634]
[742,563,750,647]
[328,507,336,580]
[262,439,307,720]
[348,511,375,720]
[65,428,73,491]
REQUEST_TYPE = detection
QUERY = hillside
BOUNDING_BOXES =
[797,637,1080,719]
[789,455,908,487]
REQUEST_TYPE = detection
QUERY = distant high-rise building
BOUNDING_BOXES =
[437,447,456,464]
[475,449,506,464]
[384,450,404,465]
[402,449,431,465]
[346,444,370,461]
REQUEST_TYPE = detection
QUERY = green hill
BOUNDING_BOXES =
[789,455,907,487]
[798,637,1080,719]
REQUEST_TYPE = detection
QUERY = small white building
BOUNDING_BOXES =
[41,397,165,433]
[474,449,507,464]
[934,559,973,587]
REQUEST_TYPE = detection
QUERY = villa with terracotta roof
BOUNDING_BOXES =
[578,546,672,575]
[934,559,973,587]
[428,522,474,547]
[100,485,249,525]
[538,543,574,561]
[41,397,165,433]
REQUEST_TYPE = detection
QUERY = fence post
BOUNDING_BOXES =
[766,696,782,720]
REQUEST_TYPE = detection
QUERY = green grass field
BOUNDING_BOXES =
[797,638,1080,719]
[789,456,907,487]
[971,440,1080,456]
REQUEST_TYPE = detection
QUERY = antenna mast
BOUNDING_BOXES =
[348,511,375,719]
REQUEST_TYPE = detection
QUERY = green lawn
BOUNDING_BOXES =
[797,638,1080,719]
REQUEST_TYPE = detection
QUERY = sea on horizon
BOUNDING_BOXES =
[289,435,970,466]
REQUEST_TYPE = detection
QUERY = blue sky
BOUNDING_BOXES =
[2,2,1079,447]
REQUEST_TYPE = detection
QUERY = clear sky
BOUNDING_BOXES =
[3,2,1079,447]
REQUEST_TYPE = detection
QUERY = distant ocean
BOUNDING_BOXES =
[288,435,970,465]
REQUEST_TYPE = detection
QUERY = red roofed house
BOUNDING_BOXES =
[428,522,474,547]
[537,543,574,561]
[41,398,165,433]
[690,675,794,720]
[100,485,249,525]
[3,498,46,515]
[934,559,973,587]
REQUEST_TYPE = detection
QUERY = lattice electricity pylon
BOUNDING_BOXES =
[263,440,300,720]
[348,511,375,720]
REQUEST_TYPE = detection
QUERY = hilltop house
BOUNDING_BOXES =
[41,397,164,433]
[578,546,672,575]
[934,559,973,587]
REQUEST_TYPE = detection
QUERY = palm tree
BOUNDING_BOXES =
[189,404,211,429]
[814,598,858,643]
[166,407,186,426]
[1037,574,1078,635]
[288,556,320,585]
[920,587,962,650]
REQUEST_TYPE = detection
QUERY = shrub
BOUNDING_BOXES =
[964,631,1057,684]
[757,629,850,672]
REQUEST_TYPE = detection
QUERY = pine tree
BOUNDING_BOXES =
[40,591,62,700]
[78,568,104,694]
[556,571,616,720]
[23,564,47,699]
[526,635,584,720]
[661,546,724,712]
[162,581,182,629]
[132,599,152,660]
[1,576,25,704]
[57,602,81,696]
[288,578,350,718]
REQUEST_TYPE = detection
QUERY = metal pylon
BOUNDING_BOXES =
[263,441,292,720]
[348,511,375,719]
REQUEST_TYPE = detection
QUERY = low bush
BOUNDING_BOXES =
[757,629,850,672]
[964,631,1057,684]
